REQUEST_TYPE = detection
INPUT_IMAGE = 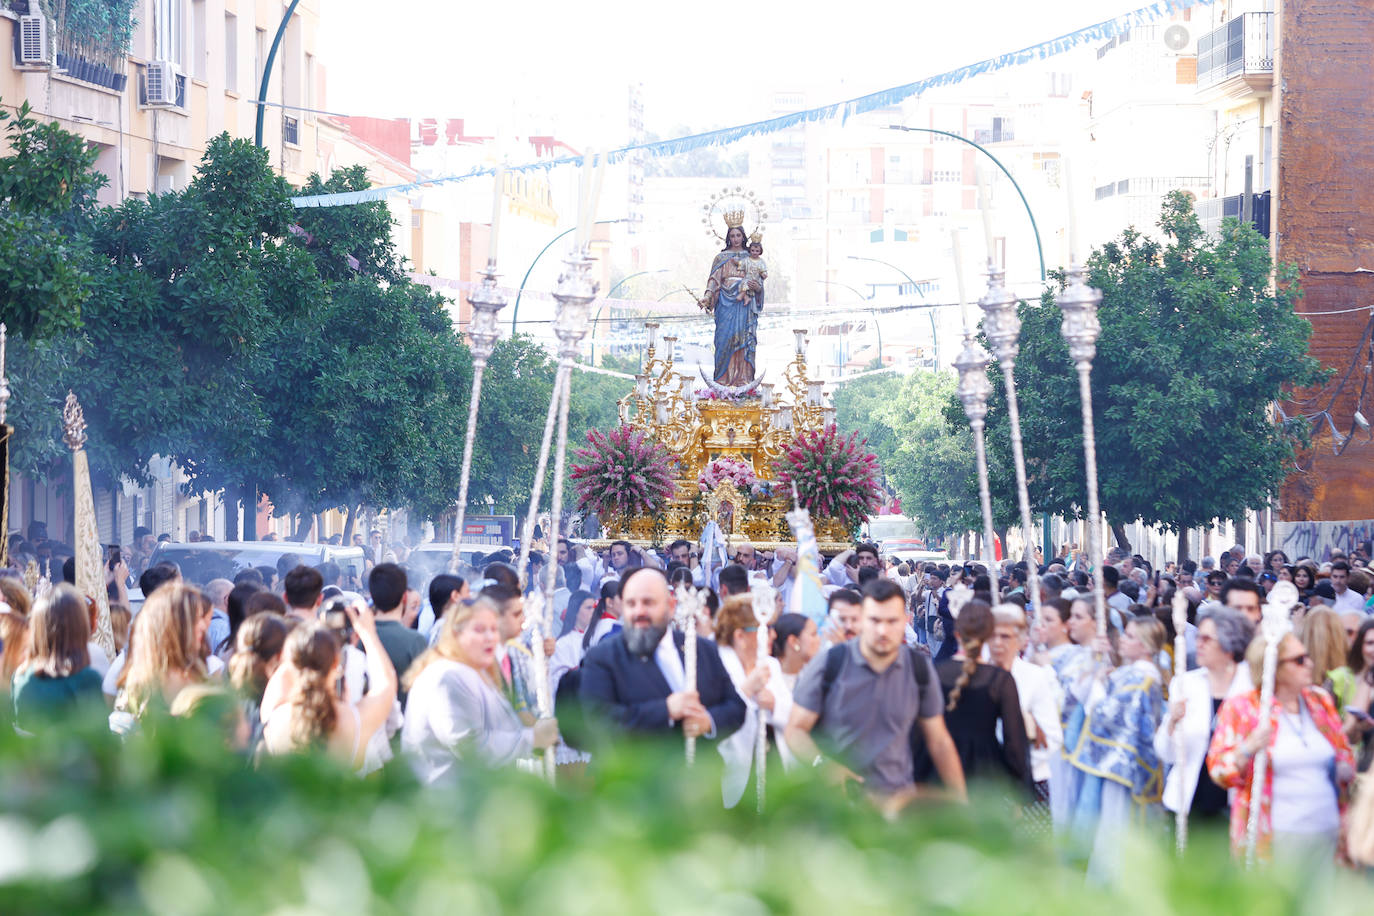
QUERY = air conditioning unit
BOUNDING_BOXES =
[144,60,179,107]
[17,15,52,67]
[1162,24,1193,56]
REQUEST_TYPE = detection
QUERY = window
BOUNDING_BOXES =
[224,13,237,92]
[191,0,205,80]
[254,27,266,97]
[154,0,185,67]
[304,52,315,121]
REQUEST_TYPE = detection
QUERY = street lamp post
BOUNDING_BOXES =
[591,268,668,366]
[846,255,936,367]
[511,219,624,334]
[885,125,1046,282]
[254,0,302,149]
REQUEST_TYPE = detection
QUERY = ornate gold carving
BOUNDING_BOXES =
[62,391,87,451]
[601,331,850,551]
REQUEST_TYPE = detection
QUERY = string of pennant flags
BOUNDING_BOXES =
[408,273,963,331]
[291,0,1216,209]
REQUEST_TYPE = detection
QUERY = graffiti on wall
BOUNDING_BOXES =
[1277,520,1374,563]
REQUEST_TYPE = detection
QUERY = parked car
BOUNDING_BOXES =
[147,541,367,591]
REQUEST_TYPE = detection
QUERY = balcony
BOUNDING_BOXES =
[1197,190,1271,239]
[1196,13,1274,102]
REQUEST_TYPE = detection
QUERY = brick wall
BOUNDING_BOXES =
[1276,0,1374,520]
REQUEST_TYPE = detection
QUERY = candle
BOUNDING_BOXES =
[574,147,595,250]
[1064,158,1079,265]
[487,166,505,266]
[978,163,995,268]
[951,227,968,333]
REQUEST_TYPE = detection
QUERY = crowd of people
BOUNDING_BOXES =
[4,527,1374,879]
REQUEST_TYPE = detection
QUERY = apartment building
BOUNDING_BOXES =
[1,0,435,545]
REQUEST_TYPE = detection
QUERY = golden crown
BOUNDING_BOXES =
[748,228,763,245]
[722,208,746,229]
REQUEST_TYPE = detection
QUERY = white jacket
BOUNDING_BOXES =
[717,647,795,808]
[1153,663,1253,813]
[1010,657,1063,784]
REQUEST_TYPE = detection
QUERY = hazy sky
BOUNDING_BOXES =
[321,0,1152,144]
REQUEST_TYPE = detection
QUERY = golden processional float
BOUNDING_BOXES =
[600,323,854,552]
[567,187,882,558]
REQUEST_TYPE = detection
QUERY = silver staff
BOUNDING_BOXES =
[674,584,705,766]
[750,580,777,813]
[953,334,1000,601]
[1246,581,1298,868]
[1170,590,1189,852]
[978,264,1036,610]
[449,263,508,573]
[539,251,597,621]
[522,589,557,785]
[1055,264,1107,635]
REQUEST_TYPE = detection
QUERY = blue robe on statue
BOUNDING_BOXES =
[703,250,762,386]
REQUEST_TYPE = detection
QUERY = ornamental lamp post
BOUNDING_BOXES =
[1055,262,1107,635]
[953,334,999,602]
[448,263,507,573]
[977,263,1037,615]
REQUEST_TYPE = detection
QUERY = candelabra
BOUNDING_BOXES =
[449,264,507,573]
[978,264,1037,612]
[953,334,1000,601]
[1055,263,1107,634]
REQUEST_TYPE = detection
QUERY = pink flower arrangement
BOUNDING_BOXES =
[694,387,756,403]
[572,426,676,522]
[697,456,758,493]
[771,424,881,532]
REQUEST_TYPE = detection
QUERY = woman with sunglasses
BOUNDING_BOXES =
[715,594,792,808]
[1207,631,1356,863]
[1154,608,1253,828]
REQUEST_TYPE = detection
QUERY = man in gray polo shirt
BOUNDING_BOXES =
[785,578,966,807]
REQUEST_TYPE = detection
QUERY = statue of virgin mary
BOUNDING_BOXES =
[699,222,763,387]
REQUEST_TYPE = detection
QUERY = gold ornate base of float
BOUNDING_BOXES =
[597,326,852,554]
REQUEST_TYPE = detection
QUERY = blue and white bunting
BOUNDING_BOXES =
[292,0,1215,209]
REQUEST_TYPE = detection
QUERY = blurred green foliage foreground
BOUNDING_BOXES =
[0,707,1368,914]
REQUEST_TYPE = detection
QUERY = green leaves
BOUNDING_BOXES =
[975,191,1324,538]
[835,370,980,538]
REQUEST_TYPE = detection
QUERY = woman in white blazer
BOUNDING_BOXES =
[1153,606,1254,821]
[714,595,794,809]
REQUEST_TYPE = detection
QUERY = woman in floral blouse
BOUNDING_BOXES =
[1206,631,1356,864]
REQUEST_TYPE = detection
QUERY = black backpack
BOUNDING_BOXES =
[818,642,931,699]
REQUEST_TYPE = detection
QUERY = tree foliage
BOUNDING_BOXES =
[0,101,102,341]
[834,371,979,538]
[966,192,1325,537]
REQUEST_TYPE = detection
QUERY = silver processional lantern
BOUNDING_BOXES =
[449,265,507,573]
[1055,262,1107,634]
[977,263,1038,614]
[953,334,999,602]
